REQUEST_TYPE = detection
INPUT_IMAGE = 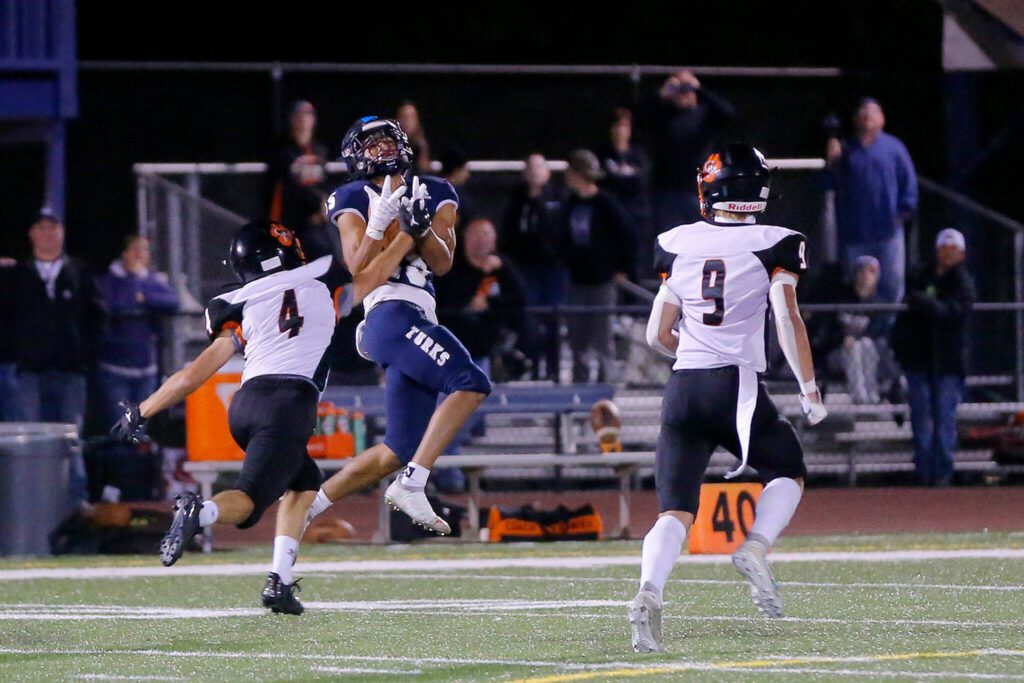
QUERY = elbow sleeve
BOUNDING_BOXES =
[646,285,680,359]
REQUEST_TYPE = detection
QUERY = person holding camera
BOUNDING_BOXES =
[643,69,737,231]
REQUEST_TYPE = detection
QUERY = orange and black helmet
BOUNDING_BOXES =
[228,220,307,283]
[696,144,771,219]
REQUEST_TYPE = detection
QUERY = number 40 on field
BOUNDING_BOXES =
[688,482,762,554]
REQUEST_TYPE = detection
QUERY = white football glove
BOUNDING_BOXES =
[355,320,372,361]
[363,175,406,241]
[799,392,828,426]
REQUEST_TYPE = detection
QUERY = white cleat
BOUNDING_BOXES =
[732,536,784,618]
[628,588,665,653]
[384,479,451,536]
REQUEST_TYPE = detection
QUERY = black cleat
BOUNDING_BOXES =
[261,572,304,615]
[159,491,203,567]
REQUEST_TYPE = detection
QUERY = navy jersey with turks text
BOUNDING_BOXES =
[325,175,458,321]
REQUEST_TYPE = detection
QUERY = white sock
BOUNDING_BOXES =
[271,535,299,585]
[749,477,802,547]
[399,463,430,490]
[306,488,332,521]
[198,501,219,527]
[639,515,687,598]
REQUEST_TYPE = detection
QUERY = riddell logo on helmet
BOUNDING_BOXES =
[723,202,765,212]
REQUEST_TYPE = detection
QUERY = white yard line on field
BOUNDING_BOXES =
[366,573,1024,592]
[0,599,1021,630]
[2,547,1024,582]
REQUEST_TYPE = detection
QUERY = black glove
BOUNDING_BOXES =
[111,400,148,444]
[398,176,433,240]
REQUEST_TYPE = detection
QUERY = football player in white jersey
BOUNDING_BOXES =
[628,144,828,653]
[112,218,419,614]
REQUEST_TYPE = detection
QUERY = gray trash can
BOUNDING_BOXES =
[0,423,78,556]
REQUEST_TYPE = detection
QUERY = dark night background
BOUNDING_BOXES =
[3,0,1023,307]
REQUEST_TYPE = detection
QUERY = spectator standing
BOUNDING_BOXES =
[597,108,652,276]
[438,147,474,230]
[6,210,99,429]
[891,229,975,487]
[499,153,567,380]
[825,97,918,305]
[95,235,180,426]
[644,70,736,231]
[267,100,334,261]
[396,100,432,174]
[560,150,633,383]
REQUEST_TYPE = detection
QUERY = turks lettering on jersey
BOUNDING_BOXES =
[405,325,451,366]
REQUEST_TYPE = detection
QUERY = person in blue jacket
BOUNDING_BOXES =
[95,235,179,425]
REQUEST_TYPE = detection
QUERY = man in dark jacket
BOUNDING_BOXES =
[560,150,633,382]
[95,235,179,425]
[892,228,975,486]
[499,153,567,380]
[7,210,100,429]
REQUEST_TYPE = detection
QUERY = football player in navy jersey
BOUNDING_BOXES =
[112,219,417,614]
[306,116,492,534]
[628,145,828,652]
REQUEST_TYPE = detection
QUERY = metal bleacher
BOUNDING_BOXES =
[452,377,1024,487]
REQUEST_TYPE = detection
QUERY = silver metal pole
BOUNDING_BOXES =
[166,191,186,372]
[184,173,202,305]
[135,173,148,239]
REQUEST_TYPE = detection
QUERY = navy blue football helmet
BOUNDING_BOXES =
[340,116,414,179]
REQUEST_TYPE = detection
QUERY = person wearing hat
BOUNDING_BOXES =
[891,228,975,486]
[559,149,633,382]
[825,97,918,307]
[4,210,100,429]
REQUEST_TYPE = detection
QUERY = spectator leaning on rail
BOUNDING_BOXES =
[499,152,567,380]
[642,69,736,230]
[559,149,633,383]
[267,100,334,262]
[825,97,918,306]
[396,100,432,175]
[597,107,653,276]
[891,228,975,487]
[95,235,180,426]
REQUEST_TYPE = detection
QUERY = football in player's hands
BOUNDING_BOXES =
[799,393,828,426]
[111,400,148,443]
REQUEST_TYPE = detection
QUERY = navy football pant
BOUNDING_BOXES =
[362,301,492,464]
